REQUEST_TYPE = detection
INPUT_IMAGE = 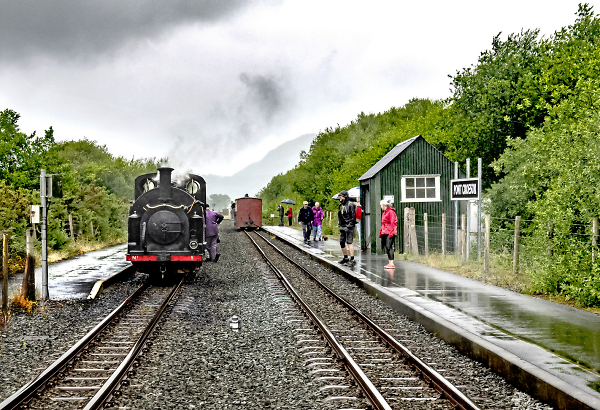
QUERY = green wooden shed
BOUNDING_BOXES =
[358,135,465,254]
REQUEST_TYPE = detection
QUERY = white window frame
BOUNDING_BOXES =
[400,175,441,203]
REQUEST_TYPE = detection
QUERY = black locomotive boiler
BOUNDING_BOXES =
[126,167,207,281]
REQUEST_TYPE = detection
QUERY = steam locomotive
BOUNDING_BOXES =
[126,167,207,282]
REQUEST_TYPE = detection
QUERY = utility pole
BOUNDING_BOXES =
[466,158,470,260]
[40,169,49,300]
[478,158,482,261]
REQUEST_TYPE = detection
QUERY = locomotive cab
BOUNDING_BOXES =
[126,167,207,282]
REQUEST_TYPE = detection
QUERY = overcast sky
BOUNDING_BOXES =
[0,0,591,176]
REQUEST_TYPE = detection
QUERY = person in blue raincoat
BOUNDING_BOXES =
[206,208,224,262]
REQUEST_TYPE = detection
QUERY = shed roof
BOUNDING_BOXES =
[358,135,420,181]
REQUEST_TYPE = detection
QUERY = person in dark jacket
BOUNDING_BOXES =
[206,208,224,262]
[337,190,357,266]
[298,201,314,243]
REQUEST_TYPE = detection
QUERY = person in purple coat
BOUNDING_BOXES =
[312,202,325,241]
[205,208,224,262]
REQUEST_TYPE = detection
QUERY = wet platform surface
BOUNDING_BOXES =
[264,225,600,401]
[8,244,130,300]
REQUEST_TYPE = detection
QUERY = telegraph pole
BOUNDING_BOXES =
[40,169,49,300]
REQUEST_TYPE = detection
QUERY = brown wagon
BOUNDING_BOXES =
[235,197,263,229]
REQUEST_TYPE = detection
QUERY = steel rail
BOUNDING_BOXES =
[245,231,392,410]
[255,230,481,410]
[0,266,145,410]
[83,273,187,410]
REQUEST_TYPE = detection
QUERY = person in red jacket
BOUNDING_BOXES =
[379,199,397,268]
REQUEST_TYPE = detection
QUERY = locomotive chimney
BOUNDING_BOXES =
[158,167,174,203]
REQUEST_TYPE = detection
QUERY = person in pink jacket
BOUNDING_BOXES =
[312,202,325,241]
[378,199,397,268]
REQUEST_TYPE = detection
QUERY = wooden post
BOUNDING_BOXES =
[461,214,466,264]
[90,221,94,237]
[441,213,446,260]
[404,208,410,254]
[513,216,521,275]
[484,214,490,275]
[424,213,429,258]
[68,213,74,239]
[2,234,8,320]
[593,217,598,263]
[22,228,35,301]
[409,208,418,256]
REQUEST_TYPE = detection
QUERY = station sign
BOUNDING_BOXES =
[450,178,480,201]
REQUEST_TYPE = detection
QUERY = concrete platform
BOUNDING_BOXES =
[263,225,600,410]
[8,243,131,300]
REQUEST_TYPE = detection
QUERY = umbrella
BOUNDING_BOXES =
[281,199,296,205]
[332,186,360,201]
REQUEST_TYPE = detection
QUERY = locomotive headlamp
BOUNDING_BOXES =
[189,239,199,250]
[228,315,242,332]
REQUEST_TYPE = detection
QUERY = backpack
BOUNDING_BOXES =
[356,205,362,220]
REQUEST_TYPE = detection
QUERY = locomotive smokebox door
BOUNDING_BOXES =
[148,210,183,245]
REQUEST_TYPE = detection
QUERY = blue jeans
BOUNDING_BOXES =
[301,222,312,241]
[312,224,322,240]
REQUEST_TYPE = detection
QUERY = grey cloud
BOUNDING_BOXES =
[239,73,283,122]
[0,0,255,62]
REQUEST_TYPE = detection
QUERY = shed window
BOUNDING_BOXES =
[401,175,441,202]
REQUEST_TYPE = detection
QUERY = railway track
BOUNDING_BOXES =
[0,274,187,410]
[247,230,481,410]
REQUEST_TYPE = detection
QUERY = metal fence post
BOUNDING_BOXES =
[424,213,429,259]
[513,216,521,275]
[441,213,446,260]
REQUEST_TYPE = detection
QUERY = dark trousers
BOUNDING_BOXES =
[301,222,312,241]
[381,234,395,260]
[288,217,292,226]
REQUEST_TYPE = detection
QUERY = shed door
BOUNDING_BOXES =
[364,186,371,249]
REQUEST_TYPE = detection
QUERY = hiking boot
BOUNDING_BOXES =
[338,258,349,264]
[349,259,356,267]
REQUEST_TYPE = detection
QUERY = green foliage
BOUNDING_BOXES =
[0,110,160,272]
[258,98,448,214]
[258,4,600,306]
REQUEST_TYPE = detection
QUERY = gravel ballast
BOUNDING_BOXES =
[259,231,555,410]
[0,223,557,409]
[0,272,146,402]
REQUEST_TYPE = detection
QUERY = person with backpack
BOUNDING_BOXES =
[337,190,357,266]
[379,198,397,268]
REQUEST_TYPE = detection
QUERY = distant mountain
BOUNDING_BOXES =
[204,133,315,203]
